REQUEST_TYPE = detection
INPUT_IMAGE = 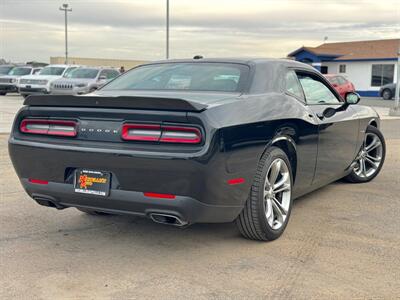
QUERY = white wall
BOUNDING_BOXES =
[322,60,398,92]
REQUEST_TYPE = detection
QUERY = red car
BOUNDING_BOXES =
[324,74,355,100]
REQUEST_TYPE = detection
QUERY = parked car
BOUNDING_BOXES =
[0,64,16,76]
[324,74,355,100]
[9,58,386,241]
[50,67,120,95]
[18,65,79,97]
[0,65,42,95]
[379,83,398,100]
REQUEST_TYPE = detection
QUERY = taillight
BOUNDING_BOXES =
[121,123,202,144]
[20,119,77,137]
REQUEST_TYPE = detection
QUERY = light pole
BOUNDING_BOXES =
[389,41,400,116]
[166,0,169,59]
[59,3,72,64]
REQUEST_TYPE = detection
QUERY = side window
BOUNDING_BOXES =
[63,67,77,77]
[337,76,347,85]
[99,70,107,79]
[284,70,304,101]
[105,70,118,79]
[298,74,340,105]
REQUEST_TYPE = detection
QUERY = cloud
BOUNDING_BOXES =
[0,0,399,62]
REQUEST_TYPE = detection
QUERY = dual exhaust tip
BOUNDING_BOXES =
[149,213,188,227]
[33,195,188,227]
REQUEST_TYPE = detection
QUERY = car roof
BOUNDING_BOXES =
[143,57,314,69]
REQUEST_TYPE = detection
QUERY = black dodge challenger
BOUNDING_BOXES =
[9,58,386,241]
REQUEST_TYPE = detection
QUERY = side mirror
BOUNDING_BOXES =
[344,92,360,105]
[320,92,360,119]
[98,75,107,81]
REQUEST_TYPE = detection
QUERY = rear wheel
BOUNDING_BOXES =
[236,147,293,241]
[345,125,385,183]
[0,92,6,96]
[382,89,392,100]
[76,207,111,216]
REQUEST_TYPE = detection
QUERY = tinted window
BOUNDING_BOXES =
[39,66,66,76]
[8,67,32,76]
[67,68,99,79]
[285,70,304,100]
[102,63,249,92]
[298,74,340,105]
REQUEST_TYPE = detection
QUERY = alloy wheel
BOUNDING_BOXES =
[263,158,291,230]
[354,132,383,178]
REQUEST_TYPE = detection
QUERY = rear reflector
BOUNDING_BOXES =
[29,179,49,185]
[143,192,176,199]
[227,178,245,185]
[20,119,77,137]
[122,123,202,144]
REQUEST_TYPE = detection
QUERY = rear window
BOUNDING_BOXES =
[102,63,249,92]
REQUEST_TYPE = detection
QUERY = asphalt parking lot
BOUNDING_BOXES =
[1,95,400,299]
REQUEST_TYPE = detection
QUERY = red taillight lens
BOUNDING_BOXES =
[20,119,77,137]
[122,123,202,144]
[28,179,49,185]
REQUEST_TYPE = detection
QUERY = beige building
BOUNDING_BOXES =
[50,56,148,70]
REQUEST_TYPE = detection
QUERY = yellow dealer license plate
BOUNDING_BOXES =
[74,169,111,196]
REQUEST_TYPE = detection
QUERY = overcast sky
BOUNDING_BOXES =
[0,0,399,63]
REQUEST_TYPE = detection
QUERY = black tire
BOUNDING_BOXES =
[236,146,293,241]
[344,125,386,183]
[382,89,392,100]
[76,207,111,216]
[0,92,6,96]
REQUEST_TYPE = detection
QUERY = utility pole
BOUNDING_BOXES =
[59,3,72,64]
[389,41,400,116]
[166,0,169,59]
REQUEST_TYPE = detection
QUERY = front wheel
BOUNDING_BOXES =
[345,125,385,183]
[236,147,293,241]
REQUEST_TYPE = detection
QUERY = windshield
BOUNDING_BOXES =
[0,66,14,75]
[102,63,249,92]
[39,66,66,76]
[8,67,32,76]
[66,68,99,79]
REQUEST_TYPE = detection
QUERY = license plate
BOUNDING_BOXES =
[74,169,110,196]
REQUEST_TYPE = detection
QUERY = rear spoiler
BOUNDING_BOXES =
[24,95,208,112]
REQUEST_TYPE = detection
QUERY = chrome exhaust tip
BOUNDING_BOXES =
[149,213,188,227]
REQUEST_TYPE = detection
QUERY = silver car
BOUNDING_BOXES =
[50,67,120,95]
[0,65,42,95]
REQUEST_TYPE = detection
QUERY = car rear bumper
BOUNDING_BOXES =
[20,178,243,224]
[9,138,253,224]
